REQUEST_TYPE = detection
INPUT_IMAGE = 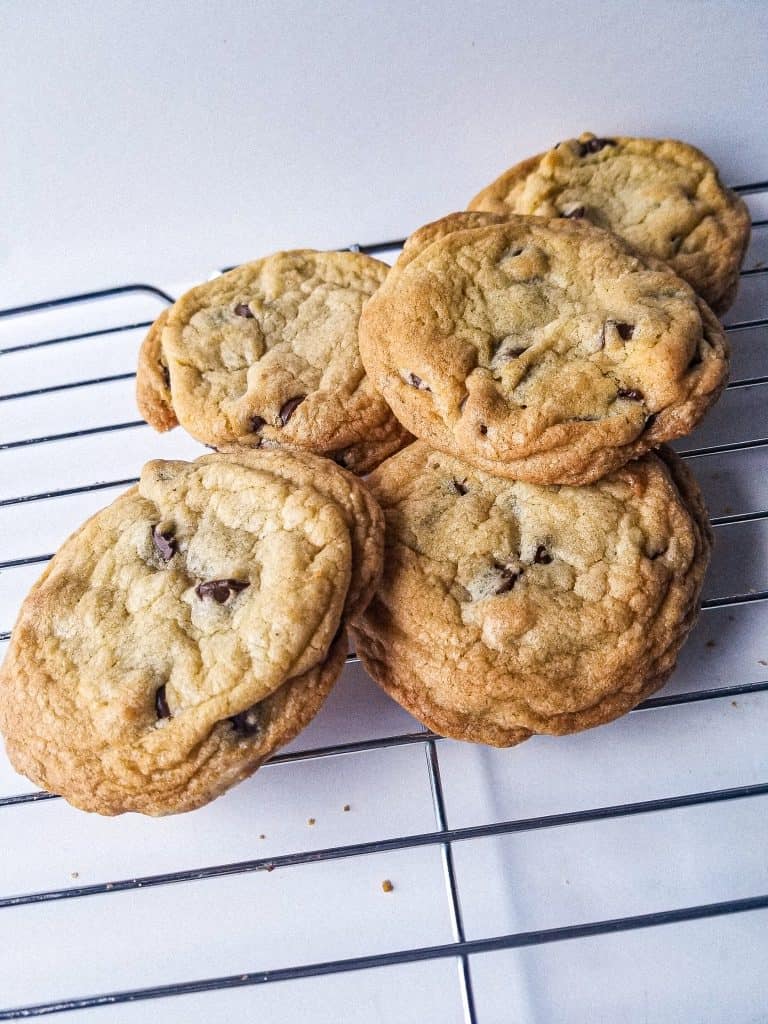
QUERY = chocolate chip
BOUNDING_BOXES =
[492,338,528,363]
[533,545,552,564]
[195,579,250,603]
[451,478,468,496]
[151,525,175,561]
[230,706,261,736]
[577,137,616,156]
[603,320,634,343]
[561,203,586,219]
[406,373,431,392]
[250,415,266,432]
[155,684,171,720]
[494,568,522,594]
[479,424,488,435]
[644,412,658,431]
[161,364,170,388]
[234,303,254,318]
[617,388,644,401]
[279,395,306,425]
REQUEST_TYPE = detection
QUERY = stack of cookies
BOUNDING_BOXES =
[0,133,751,814]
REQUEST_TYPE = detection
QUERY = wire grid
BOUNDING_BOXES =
[0,181,767,1020]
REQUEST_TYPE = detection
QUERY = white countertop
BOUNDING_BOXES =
[1,3,767,1022]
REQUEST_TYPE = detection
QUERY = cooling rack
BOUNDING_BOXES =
[0,182,767,1022]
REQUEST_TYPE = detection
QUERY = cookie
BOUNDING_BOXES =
[136,250,409,472]
[212,447,384,618]
[359,215,729,485]
[0,452,383,815]
[468,134,751,314]
[350,443,711,746]
[135,308,178,432]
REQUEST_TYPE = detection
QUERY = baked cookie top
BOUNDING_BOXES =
[359,215,729,484]
[468,133,751,313]
[211,448,384,618]
[137,250,402,461]
[0,453,377,814]
[350,443,711,746]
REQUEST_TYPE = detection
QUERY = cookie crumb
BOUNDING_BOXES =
[705,639,717,648]
[758,660,767,667]
[731,700,739,708]
[307,817,316,826]
[259,834,266,840]
[343,804,351,812]
[70,871,79,880]
[381,879,394,893]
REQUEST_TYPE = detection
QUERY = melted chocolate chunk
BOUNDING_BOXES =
[644,412,658,431]
[155,684,171,720]
[279,395,306,425]
[406,372,431,391]
[561,203,586,219]
[617,388,644,401]
[230,706,261,737]
[234,303,254,318]
[479,424,488,435]
[250,414,266,432]
[494,569,522,595]
[195,579,250,603]
[451,478,468,496]
[577,137,616,156]
[161,363,170,388]
[602,320,635,344]
[533,545,552,565]
[151,525,175,561]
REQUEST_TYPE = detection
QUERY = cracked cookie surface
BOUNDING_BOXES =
[0,452,382,815]
[468,133,750,313]
[350,443,711,746]
[359,215,729,484]
[136,250,409,471]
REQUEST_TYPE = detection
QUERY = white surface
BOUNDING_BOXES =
[1,0,768,306]
[1,2,767,1021]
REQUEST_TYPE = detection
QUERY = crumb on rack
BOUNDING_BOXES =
[343,804,351,812]
[70,871,79,880]
[731,700,739,708]
[759,659,767,667]
[259,834,266,840]
[307,817,316,826]
[381,879,394,893]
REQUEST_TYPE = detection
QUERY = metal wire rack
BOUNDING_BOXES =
[0,181,767,1021]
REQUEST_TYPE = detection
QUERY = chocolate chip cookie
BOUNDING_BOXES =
[359,215,729,485]
[0,452,383,815]
[136,250,410,471]
[468,134,750,313]
[350,443,711,746]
